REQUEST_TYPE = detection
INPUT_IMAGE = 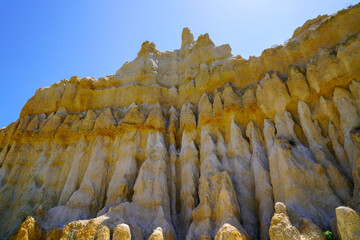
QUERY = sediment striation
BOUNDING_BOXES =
[2,3,360,240]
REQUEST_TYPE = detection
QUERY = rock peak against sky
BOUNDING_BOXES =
[2,3,360,240]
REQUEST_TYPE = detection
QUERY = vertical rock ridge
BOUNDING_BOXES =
[298,100,352,203]
[246,121,274,240]
[269,137,341,229]
[103,130,139,210]
[2,5,360,239]
[43,136,111,229]
[228,120,258,240]
[58,138,88,205]
[186,128,249,239]
[178,130,199,239]
[168,144,178,234]
[333,87,360,208]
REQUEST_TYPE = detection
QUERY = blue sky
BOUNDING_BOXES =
[0,0,356,128]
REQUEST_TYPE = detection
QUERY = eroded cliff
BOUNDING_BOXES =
[2,3,360,240]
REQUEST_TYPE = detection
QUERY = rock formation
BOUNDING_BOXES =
[269,202,325,240]
[1,3,360,240]
[336,206,360,240]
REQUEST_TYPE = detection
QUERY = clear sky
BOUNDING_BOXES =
[0,0,357,128]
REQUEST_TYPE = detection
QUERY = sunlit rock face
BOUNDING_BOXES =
[2,3,360,240]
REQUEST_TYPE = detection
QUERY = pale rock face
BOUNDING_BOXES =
[215,224,247,240]
[117,132,176,239]
[148,227,165,240]
[333,87,360,209]
[298,219,326,240]
[2,3,360,240]
[246,121,274,240]
[298,100,351,203]
[336,206,360,240]
[181,27,194,48]
[213,89,224,117]
[178,130,199,238]
[186,128,249,240]
[328,121,352,180]
[103,130,139,209]
[228,120,257,240]
[123,104,147,125]
[350,128,360,210]
[269,202,302,240]
[269,138,341,229]
[256,72,291,118]
[274,111,298,141]
[94,108,116,130]
[58,138,89,205]
[113,223,131,240]
[269,202,325,240]
[287,65,310,102]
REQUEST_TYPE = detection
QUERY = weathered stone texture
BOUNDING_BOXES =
[2,3,360,240]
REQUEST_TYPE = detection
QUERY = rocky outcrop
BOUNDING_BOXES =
[269,202,325,240]
[269,203,302,240]
[2,3,360,240]
[113,223,131,240]
[215,224,247,240]
[186,128,249,239]
[336,206,360,240]
[9,216,42,240]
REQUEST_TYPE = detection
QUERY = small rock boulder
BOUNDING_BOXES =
[113,223,131,240]
[336,206,360,240]
[10,216,42,240]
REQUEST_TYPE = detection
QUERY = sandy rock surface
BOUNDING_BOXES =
[2,3,360,240]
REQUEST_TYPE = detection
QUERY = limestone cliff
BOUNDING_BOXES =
[2,3,360,240]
